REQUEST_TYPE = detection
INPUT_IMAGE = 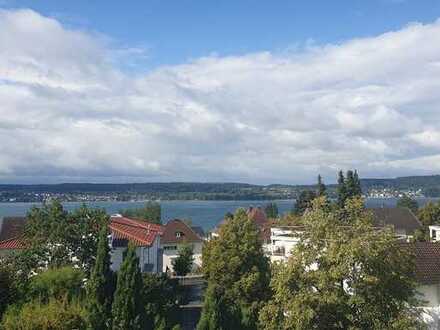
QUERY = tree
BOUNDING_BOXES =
[397,195,419,214]
[86,227,115,330]
[353,170,362,196]
[199,208,271,329]
[1,298,87,330]
[120,201,162,224]
[112,243,147,330]
[317,174,326,197]
[294,190,317,215]
[172,243,194,276]
[23,201,109,274]
[336,170,347,208]
[28,266,84,303]
[264,202,279,219]
[143,273,181,330]
[345,170,356,198]
[0,266,15,320]
[259,197,423,330]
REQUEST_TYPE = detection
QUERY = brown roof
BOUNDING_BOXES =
[162,219,203,244]
[247,207,269,228]
[0,237,26,250]
[401,242,440,285]
[0,216,27,241]
[110,216,164,247]
[370,207,422,235]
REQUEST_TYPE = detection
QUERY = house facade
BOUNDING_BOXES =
[109,215,164,273]
[161,219,204,273]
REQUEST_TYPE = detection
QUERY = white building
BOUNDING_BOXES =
[265,226,303,263]
[109,215,164,273]
[161,219,204,273]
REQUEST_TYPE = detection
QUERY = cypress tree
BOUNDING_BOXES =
[345,170,356,198]
[112,243,147,330]
[337,170,347,208]
[86,227,114,330]
[353,170,362,196]
[317,174,326,197]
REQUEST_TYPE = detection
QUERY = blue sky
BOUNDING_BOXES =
[3,0,440,69]
[1,2,440,184]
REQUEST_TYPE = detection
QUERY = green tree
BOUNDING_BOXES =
[23,201,109,274]
[259,197,423,330]
[1,298,87,330]
[0,266,15,320]
[317,174,326,197]
[172,243,194,276]
[86,227,115,330]
[28,266,84,303]
[397,195,419,213]
[336,170,347,208]
[199,208,271,329]
[418,201,440,226]
[294,190,317,215]
[112,243,147,330]
[143,273,181,330]
[353,170,362,196]
[120,201,162,224]
[264,202,279,219]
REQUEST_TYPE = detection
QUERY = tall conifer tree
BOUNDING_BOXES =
[353,170,362,196]
[86,227,114,330]
[337,170,347,208]
[112,243,147,330]
[317,174,326,197]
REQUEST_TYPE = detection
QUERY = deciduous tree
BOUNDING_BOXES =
[172,243,194,276]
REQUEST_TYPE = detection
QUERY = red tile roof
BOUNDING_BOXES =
[0,236,26,250]
[110,216,164,247]
[161,219,203,244]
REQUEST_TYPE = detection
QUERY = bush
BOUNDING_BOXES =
[28,266,85,302]
[1,298,86,330]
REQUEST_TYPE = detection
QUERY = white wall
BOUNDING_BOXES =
[161,242,203,273]
[110,236,161,273]
[265,227,301,263]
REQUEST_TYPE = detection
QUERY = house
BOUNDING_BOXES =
[109,215,164,273]
[402,242,440,329]
[161,219,204,273]
[265,226,303,262]
[0,216,27,257]
[429,225,440,242]
[370,207,422,240]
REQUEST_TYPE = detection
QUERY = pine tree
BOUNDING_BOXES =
[86,227,114,330]
[317,174,326,197]
[345,170,356,198]
[112,243,147,330]
[337,170,347,208]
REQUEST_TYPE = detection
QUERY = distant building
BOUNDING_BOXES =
[161,219,204,273]
[0,216,27,257]
[429,225,440,242]
[266,226,303,263]
[109,215,164,273]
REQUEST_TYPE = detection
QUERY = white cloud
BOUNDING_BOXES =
[1,9,440,184]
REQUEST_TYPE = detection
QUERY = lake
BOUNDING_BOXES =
[0,198,437,231]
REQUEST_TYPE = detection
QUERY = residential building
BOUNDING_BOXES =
[161,219,204,273]
[429,225,440,242]
[370,207,422,240]
[0,216,27,257]
[109,215,164,273]
[403,242,440,329]
[265,226,303,263]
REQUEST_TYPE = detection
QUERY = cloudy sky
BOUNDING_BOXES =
[1,1,440,184]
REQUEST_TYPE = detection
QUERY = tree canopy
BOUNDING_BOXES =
[259,197,423,330]
[172,243,194,276]
[264,202,279,219]
[294,190,317,215]
[198,208,271,329]
[397,195,419,213]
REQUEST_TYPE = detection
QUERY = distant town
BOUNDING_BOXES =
[0,175,438,203]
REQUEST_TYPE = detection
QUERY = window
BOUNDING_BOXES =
[164,245,177,250]
[433,230,437,241]
[175,231,184,238]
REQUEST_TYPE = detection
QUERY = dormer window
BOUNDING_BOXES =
[176,231,184,238]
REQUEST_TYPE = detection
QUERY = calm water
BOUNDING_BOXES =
[0,198,437,231]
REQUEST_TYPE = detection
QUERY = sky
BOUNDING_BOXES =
[1,1,440,184]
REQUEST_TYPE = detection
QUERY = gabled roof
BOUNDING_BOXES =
[110,215,164,247]
[0,216,27,241]
[370,207,422,235]
[0,216,27,250]
[162,219,203,244]
[401,242,440,285]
